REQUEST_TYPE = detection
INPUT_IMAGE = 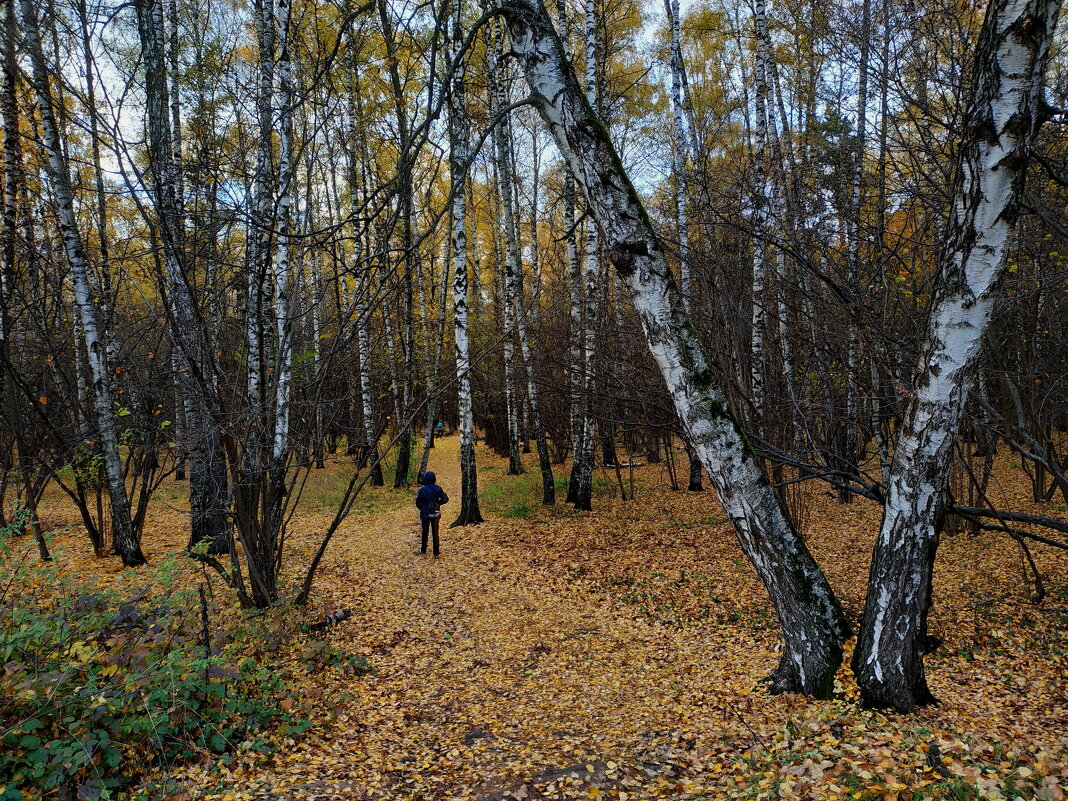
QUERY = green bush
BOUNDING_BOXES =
[0,529,305,800]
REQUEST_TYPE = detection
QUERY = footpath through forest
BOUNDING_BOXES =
[157,435,1067,800]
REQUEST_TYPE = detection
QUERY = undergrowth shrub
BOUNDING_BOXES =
[0,527,307,800]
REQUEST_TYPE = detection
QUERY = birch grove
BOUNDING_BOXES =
[1,0,1065,713]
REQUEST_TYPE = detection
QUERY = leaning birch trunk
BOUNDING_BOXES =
[500,0,850,695]
[20,0,145,566]
[853,0,1062,712]
[447,0,483,525]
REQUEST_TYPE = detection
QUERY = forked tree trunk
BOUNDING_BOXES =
[21,0,145,566]
[501,0,850,696]
[853,0,1062,712]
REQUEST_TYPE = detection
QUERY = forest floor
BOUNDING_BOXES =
[24,435,1068,800]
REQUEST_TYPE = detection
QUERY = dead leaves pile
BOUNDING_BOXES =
[21,440,1068,800]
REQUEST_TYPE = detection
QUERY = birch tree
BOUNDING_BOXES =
[448,0,483,525]
[500,0,850,696]
[20,0,146,566]
[748,0,771,427]
[565,0,600,511]
[853,0,1063,712]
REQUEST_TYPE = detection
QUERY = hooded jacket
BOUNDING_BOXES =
[415,471,449,520]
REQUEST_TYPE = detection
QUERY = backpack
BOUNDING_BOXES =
[425,487,441,519]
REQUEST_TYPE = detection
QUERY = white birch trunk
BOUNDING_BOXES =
[248,0,275,408]
[664,0,690,312]
[557,0,586,500]
[749,0,771,426]
[21,0,145,566]
[448,0,483,524]
[853,0,1062,711]
[502,0,850,695]
[842,0,872,504]
[271,0,294,467]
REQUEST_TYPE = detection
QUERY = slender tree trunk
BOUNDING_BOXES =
[853,0,1062,712]
[133,0,231,554]
[349,77,384,485]
[419,245,450,478]
[21,0,145,566]
[448,1,483,525]
[557,0,585,505]
[747,0,772,429]
[840,0,872,504]
[488,28,524,477]
[1,3,48,562]
[378,0,415,489]
[664,0,690,312]
[502,0,850,696]
[567,0,599,510]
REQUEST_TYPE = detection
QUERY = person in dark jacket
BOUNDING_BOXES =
[415,471,449,556]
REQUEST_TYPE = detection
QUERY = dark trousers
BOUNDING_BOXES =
[420,516,440,555]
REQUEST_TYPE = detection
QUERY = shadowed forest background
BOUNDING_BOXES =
[0,0,1066,797]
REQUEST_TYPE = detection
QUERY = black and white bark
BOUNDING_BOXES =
[448,0,483,525]
[853,0,1063,712]
[21,0,146,566]
[556,0,587,505]
[488,26,525,477]
[841,0,872,505]
[663,0,690,313]
[747,0,772,427]
[566,0,599,510]
[501,0,850,696]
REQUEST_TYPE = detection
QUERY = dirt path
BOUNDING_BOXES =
[197,436,766,800]
[176,436,1068,801]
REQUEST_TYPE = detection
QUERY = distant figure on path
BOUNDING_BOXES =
[415,471,449,556]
